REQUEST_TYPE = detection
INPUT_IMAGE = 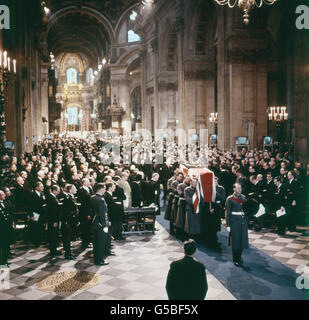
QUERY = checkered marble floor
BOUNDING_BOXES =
[248,226,309,273]
[0,223,235,300]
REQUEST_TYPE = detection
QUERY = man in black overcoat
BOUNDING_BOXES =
[28,182,47,247]
[104,182,125,240]
[61,184,78,259]
[46,185,62,257]
[78,178,93,248]
[166,239,207,300]
[90,183,110,266]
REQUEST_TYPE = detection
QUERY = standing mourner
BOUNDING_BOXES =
[0,191,11,267]
[206,177,225,248]
[90,183,110,266]
[78,178,93,249]
[46,185,62,257]
[61,184,78,260]
[28,182,47,248]
[225,183,249,267]
[165,239,207,300]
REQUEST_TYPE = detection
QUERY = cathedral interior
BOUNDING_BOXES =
[0,0,308,303]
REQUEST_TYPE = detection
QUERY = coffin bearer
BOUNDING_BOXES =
[90,183,110,266]
[175,175,191,238]
[225,183,249,267]
[184,178,201,239]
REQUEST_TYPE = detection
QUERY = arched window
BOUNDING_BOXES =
[130,11,137,21]
[67,106,79,125]
[67,68,78,85]
[128,30,141,43]
[87,68,94,85]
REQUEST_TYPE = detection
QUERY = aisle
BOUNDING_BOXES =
[0,224,235,300]
[156,214,309,300]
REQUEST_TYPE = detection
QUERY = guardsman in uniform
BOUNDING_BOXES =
[90,183,110,266]
[0,191,10,267]
[175,175,191,239]
[170,172,184,235]
[61,184,78,260]
[164,170,178,234]
[184,178,201,239]
[225,183,249,267]
[46,185,62,257]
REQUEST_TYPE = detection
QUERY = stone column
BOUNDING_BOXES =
[41,62,50,136]
[175,15,185,133]
[216,7,229,150]
[110,66,131,135]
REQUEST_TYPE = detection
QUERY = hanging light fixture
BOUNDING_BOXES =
[214,0,277,25]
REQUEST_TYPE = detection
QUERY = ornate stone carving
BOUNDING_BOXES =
[158,82,178,91]
[174,16,184,32]
[184,69,215,81]
[227,48,271,64]
[146,87,154,95]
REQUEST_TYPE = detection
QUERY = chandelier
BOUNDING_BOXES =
[214,0,277,25]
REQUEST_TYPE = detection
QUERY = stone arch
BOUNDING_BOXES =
[116,46,141,67]
[47,6,114,43]
[114,3,141,43]
[60,53,85,73]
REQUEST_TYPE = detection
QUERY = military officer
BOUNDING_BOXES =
[164,170,178,234]
[225,183,249,267]
[90,183,110,266]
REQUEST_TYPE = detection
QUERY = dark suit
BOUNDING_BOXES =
[90,194,110,265]
[28,191,47,246]
[61,194,78,256]
[166,256,207,300]
[104,192,123,240]
[78,187,92,247]
[46,193,62,255]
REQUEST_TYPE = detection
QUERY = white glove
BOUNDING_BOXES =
[226,227,231,233]
[103,227,108,234]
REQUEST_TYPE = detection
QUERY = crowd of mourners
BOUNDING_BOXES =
[0,134,307,267]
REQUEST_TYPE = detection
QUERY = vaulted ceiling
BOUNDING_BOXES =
[46,0,138,66]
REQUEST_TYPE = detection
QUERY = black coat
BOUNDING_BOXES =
[29,191,47,220]
[77,187,92,219]
[62,194,79,225]
[46,193,62,224]
[166,256,207,300]
[104,192,122,223]
[90,194,109,231]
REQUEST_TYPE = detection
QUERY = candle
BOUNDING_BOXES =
[8,57,10,72]
[3,51,7,69]
[13,59,16,73]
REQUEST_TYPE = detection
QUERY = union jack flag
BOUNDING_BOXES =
[189,168,216,214]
